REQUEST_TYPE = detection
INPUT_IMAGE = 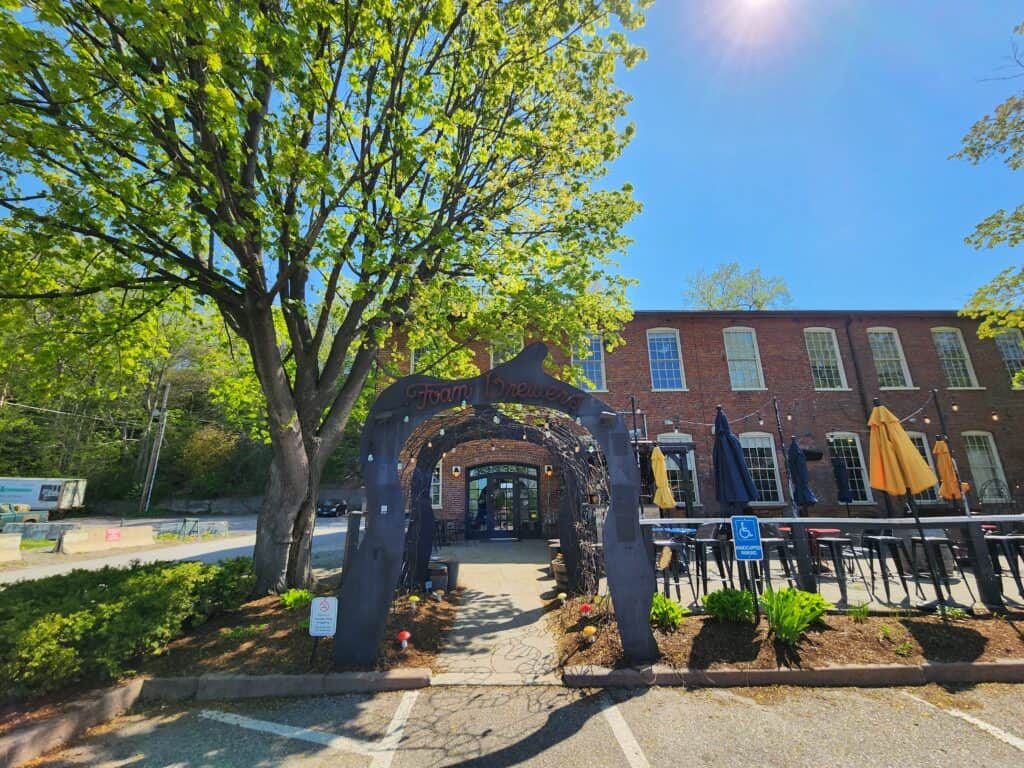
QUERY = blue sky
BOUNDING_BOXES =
[609,0,1023,310]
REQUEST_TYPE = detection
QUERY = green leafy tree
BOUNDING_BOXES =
[683,262,792,311]
[953,21,1024,359]
[0,0,649,591]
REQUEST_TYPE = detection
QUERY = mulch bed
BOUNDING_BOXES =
[551,596,1024,670]
[141,589,460,677]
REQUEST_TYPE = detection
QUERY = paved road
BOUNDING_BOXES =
[0,515,351,583]
[31,684,1024,767]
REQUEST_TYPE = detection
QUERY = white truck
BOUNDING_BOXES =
[0,477,87,522]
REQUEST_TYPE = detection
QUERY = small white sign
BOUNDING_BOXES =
[380,504,388,515]
[309,596,338,637]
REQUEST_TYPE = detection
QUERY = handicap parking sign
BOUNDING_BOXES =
[730,515,763,561]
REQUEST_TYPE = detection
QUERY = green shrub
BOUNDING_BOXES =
[849,602,870,623]
[703,588,755,624]
[942,607,968,622]
[893,640,914,657]
[0,558,254,698]
[280,588,314,611]
[761,588,833,645]
[650,592,689,631]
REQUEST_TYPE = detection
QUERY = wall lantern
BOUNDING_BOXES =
[451,465,462,478]
[544,465,554,477]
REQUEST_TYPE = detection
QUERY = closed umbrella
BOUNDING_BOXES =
[868,402,944,604]
[932,438,962,502]
[831,456,853,510]
[651,446,677,512]
[713,406,758,511]
[787,438,818,512]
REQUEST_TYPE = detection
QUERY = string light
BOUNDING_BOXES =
[439,428,445,436]
[951,401,959,413]
[786,413,793,422]
[991,410,1000,422]
[757,413,764,427]
[923,416,931,425]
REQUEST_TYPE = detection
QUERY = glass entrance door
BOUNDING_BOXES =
[466,464,541,540]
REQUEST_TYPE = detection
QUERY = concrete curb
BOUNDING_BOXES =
[0,679,142,768]
[136,670,433,701]
[563,661,1024,688]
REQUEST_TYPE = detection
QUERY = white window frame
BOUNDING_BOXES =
[658,432,701,507]
[930,326,981,389]
[867,327,915,390]
[994,329,1024,390]
[430,462,442,509]
[646,328,687,391]
[803,327,850,391]
[723,327,767,391]
[905,431,940,504]
[489,336,523,369]
[571,332,607,392]
[825,432,875,504]
[961,431,1010,503]
[738,431,785,506]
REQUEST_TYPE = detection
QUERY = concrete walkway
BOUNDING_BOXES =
[433,540,559,684]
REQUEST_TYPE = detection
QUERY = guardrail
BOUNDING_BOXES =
[640,514,1024,606]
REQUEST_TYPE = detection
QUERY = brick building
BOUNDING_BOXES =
[396,310,1024,539]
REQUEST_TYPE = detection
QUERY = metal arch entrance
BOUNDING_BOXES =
[334,343,658,667]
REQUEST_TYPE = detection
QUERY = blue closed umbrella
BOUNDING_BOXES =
[831,456,853,506]
[787,438,818,509]
[713,406,759,512]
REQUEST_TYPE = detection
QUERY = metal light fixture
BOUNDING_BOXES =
[991,410,1000,422]
[544,465,554,477]
[951,401,959,412]
[451,465,462,478]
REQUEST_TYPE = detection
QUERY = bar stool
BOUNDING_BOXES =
[815,535,867,605]
[861,531,918,603]
[910,531,977,604]
[758,524,795,590]
[986,534,1024,598]
[693,523,734,596]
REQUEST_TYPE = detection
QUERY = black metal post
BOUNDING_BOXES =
[772,397,799,516]
[790,522,818,592]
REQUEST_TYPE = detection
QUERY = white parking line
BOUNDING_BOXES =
[599,694,651,768]
[198,709,372,755]
[369,690,420,768]
[901,692,1024,753]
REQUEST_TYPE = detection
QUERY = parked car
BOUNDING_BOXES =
[316,499,348,517]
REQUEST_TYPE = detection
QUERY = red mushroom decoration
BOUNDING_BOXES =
[396,630,411,651]
[579,602,592,616]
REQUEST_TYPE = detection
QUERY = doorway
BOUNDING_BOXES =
[466,463,541,540]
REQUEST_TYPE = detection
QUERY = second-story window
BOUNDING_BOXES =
[867,327,913,389]
[646,329,685,390]
[931,327,979,388]
[572,332,606,391]
[995,329,1024,389]
[804,327,848,390]
[723,327,766,390]
[738,432,783,504]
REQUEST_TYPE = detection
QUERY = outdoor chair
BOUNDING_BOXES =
[757,523,795,591]
[861,529,918,604]
[814,534,868,605]
[693,522,734,596]
[910,529,977,604]
[985,533,1024,599]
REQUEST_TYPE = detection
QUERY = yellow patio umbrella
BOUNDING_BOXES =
[868,401,944,603]
[868,405,937,496]
[651,446,677,511]
[932,439,962,501]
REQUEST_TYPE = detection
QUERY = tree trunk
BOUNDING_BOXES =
[252,442,310,593]
[286,475,320,589]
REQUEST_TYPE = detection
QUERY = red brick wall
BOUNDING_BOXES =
[386,310,1022,519]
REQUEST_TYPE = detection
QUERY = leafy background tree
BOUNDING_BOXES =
[954,19,1024,382]
[683,261,792,311]
[0,0,650,591]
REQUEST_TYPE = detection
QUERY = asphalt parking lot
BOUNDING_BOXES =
[29,683,1024,768]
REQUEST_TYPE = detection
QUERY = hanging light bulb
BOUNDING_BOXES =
[786,413,793,422]
[923,416,932,425]
[522,430,527,440]
[490,443,497,452]
[587,443,595,454]
[460,399,467,408]
[991,410,1000,422]
[575,416,582,425]
[410,456,416,464]
[574,445,581,453]
[367,453,374,462]
[493,415,500,424]
[403,415,409,423]
[757,413,764,427]
[427,440,433,448]
[439,428,445,437]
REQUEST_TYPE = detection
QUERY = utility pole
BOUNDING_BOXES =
[139,383,171,515]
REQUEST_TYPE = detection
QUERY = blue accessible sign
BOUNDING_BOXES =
[730,515,763,561]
